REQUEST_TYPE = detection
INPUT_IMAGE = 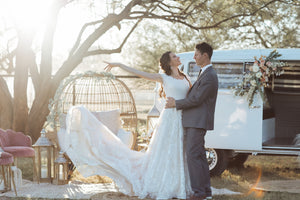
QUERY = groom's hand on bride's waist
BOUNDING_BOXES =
[165,97,176,108]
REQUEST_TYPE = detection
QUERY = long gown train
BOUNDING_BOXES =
[59,74,192,199]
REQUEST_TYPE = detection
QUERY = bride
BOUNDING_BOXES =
[62,51,193,199]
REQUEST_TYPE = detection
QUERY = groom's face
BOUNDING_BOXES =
[194,49,205,67]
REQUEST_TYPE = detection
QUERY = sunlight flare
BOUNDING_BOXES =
[246,167,265,198]
[0,0,53,30]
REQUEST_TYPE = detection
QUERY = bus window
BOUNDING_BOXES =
[187,62,201,83]
[187,62,243,88]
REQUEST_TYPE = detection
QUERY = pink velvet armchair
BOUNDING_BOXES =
[0,129,35,166]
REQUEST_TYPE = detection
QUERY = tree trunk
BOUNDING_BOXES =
[13,32,34,132]
[27,55,84,142]
[26,81,57,142]
[0,76,13,129]
[25,0,69,142]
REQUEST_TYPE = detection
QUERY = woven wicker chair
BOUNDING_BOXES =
[49,72,138,150]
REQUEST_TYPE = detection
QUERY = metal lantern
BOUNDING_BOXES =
[147,105,160,133]
[53,151,68,185]
[33,129,54,183]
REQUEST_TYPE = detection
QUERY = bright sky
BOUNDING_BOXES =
[0,0,51,29]
[0,0,114,54]
[0,0,113,93]
[54,1,106,54]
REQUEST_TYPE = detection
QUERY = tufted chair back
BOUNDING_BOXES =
[0,129,32,147]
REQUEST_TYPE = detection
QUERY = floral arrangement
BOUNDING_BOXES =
[234,50,286,106]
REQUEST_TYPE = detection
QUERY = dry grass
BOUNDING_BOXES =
[69,170,113,184]
[13,110,300,200]
[212,157,300,192]
[15,153,300,200]
[211,155,300,200]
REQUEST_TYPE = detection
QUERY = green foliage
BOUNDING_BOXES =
[123,20,210,73]
[122,0,299,72]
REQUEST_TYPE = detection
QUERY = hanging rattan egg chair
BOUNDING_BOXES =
[50,71,138,150]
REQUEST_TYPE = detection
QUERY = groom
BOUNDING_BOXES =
[165,42,218,200]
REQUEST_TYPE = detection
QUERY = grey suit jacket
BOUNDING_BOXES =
[176,66,218,130]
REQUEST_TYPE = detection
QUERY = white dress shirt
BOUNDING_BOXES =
[200,64,212,74]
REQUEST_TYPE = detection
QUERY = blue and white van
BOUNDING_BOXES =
[147,49,300,176]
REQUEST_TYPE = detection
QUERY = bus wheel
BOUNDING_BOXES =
[206,148,229,176]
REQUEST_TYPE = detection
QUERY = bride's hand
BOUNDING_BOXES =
[104,61,123,72]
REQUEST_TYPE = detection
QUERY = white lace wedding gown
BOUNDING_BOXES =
[62,73,192,199]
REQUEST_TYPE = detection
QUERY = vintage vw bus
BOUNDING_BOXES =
[147,49,300,176]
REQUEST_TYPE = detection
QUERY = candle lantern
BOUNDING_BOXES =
[33,129,54,183]
[53,151,68,185]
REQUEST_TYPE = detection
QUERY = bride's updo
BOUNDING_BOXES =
[160,51,172,76]
[159,51,190,98]
[159,51,171,98]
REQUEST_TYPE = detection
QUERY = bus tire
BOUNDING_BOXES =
[206,148,229,176]
[228,153,249,168]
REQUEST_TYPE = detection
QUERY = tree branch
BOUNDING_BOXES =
[279,0,300,6]
[68,19,104,58]
[158,2,183,13]
[28,50,40,93]
[0,49,16,74]
[40,0,67,81]
[0,76,12,102]
[68,0,144,58]
[253,25,270,48]
[84,19,142,57]
[128,0,282,30]
[159,0,203,17]
[53,0,143,84]
[0,75,13,128]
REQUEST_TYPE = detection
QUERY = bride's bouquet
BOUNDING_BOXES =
[234,50,286,106]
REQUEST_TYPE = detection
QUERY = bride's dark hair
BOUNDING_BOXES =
[159,51,191,98]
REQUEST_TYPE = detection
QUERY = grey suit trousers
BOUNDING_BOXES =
[185,127,211,197]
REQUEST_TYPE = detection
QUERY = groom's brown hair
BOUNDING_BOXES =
[195,42,213,59]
